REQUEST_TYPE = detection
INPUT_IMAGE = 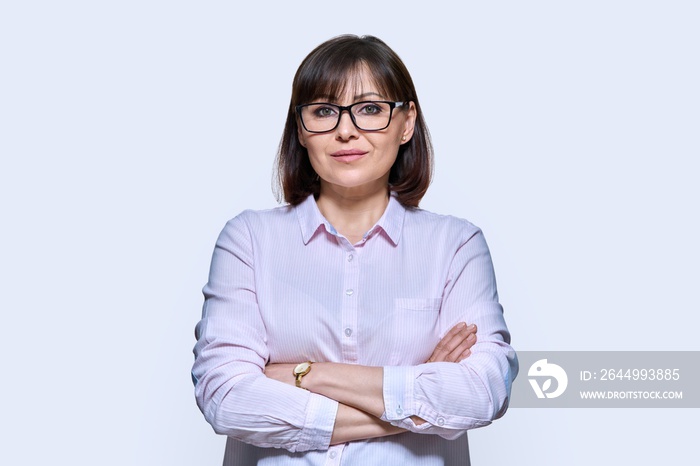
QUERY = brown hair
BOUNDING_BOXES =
[275,35,433,207]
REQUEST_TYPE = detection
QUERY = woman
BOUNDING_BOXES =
[192,35,517,465]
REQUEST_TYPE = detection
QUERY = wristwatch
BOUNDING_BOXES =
[293,361,313,389]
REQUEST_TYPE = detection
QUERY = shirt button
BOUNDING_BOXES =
[329,451,337,459]
[345,289,354,296]
[347,254,353,262]
[344,328,353,337]
[437,417,445,426]
[396,408,403,415]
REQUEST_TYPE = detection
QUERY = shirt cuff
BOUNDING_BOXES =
[296,393,338,451]
[381,365,416,422]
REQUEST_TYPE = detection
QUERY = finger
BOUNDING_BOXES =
[441,329,477,362]
[440,324,476,355]
[444,322,475,341]
[445,332,477,362]
[446,348,472,363]
[427,323,477,362]
[430,323,468,360]
[445,322,468,338]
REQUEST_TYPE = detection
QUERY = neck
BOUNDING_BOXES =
[316,183,390,244]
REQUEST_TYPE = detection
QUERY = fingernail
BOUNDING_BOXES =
[467,324,476,330]
[457,322,467,328]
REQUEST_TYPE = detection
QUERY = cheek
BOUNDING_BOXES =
[373,138,401,162]
[302,134,328,155]
[305,143,323,162]
[305,148,329,175]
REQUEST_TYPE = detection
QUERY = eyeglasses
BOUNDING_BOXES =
[296,101,407,133]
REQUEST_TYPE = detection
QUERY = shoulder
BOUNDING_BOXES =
[224,204,294,228]
[217,204,296,242]
[234,204,295,226]
[404,207,483,244]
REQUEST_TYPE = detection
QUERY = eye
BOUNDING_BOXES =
[356,102,384,116]
[312,105,338,118]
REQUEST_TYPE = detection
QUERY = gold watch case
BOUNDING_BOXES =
[293,361,313,389]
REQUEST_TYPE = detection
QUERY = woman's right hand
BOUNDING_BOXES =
[425,322,477,363]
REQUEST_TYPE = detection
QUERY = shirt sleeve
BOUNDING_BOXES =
[381,227,518,439]
[191,215,338,452]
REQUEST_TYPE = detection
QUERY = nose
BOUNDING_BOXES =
[335,109,359,140]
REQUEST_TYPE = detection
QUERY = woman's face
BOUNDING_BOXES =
[297,69,416,198]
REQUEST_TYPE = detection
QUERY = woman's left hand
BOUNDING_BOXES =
[426,322,477,363]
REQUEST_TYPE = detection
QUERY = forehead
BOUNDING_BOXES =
[308,64,390,103]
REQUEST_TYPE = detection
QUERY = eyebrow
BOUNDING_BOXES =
[354,92,385,100]
[313,91,386,102]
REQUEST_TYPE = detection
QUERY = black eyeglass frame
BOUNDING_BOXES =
[295,101,408,134]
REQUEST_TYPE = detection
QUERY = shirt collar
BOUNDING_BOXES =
[296,193,406,246]
[376,193,405,246]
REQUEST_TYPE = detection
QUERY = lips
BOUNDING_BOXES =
[330,149,368,163]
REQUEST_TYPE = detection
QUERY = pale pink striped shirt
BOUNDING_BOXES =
[192,193,518,465]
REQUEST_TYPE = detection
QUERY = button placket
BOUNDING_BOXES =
[341,246,359,363]
[324,444,345,465]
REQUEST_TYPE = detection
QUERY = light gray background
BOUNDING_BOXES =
[1,1,698,465]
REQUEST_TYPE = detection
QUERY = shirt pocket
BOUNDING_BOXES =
[389,298,442,365]
[394,297,442,312]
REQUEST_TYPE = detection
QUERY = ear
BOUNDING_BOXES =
[297,125,307,148]
[401,101,417,143]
